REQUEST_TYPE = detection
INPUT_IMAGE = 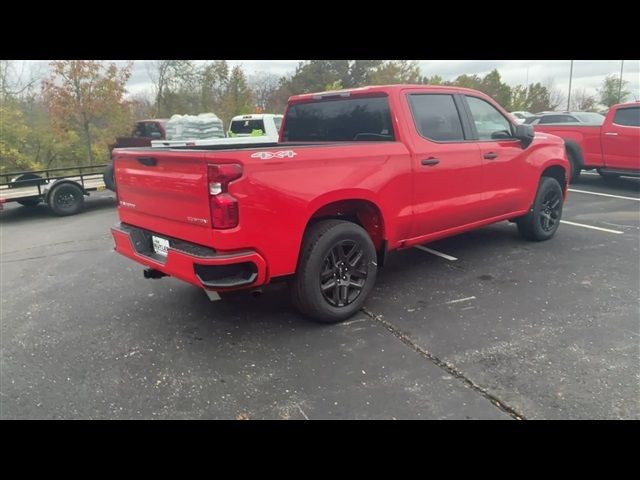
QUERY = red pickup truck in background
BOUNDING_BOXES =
[111,85,569,323]
[533,102,640,181]
[103,119,168,190]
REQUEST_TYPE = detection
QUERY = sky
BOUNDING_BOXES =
[17,60,640,104]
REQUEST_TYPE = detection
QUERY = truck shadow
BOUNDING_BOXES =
[0,195,117,224]
[572,174,640,194]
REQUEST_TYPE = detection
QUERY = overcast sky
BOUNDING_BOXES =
[19,60,640,103]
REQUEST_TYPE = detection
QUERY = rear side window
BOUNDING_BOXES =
[613,107,640,127]
[408,94,465,142]
[466,96,513,140]
[230,119,266,135]
[539,115,578,124]
[283,96,394,142]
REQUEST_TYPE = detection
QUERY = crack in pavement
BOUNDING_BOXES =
[1,247,105,264]
[1,236,110,255]
[361,307,526,420]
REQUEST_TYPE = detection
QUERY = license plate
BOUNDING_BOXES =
[96,185,106,191]
[152,235,170,257]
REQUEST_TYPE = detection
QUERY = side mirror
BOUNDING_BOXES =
[514,124,535,148]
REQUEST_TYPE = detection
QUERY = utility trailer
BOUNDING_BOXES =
[0,164,110,216]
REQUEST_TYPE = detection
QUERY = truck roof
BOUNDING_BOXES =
[230,114,282,121]
[288,84,488,103]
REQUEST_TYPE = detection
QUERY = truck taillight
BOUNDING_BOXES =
[208,164,242,229]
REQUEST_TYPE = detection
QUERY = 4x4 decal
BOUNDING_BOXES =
[251,150,297,160]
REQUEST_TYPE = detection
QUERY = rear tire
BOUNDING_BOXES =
[103,163,116,191]
[48,183,85,216]
[567,151,581,183]
[291,219,377,323]
[517,176,564,241]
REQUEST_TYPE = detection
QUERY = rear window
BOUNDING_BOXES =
[134,122,163,138]
[613,107,640,127]
[282,96,395,142]
[539,115,579,124]
[573,112,605,125]
[230,119,266,135]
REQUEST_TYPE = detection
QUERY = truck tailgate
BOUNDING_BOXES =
[113,149,213,245]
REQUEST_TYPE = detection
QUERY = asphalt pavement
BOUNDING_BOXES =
[1,173,638,419]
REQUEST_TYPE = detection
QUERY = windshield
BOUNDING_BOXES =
[573,113,606,125]
[282,96,394,142]
[274,116,283,132]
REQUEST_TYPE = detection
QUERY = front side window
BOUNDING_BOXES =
[466,96,513,140]
[283,96,394,142]
[408,94,465,142]
[613,107,640,127]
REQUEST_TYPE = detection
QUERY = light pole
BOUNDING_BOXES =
[567,60,573,111]
[618,60,625,103]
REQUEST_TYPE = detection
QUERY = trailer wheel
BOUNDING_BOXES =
[48,183,85,216]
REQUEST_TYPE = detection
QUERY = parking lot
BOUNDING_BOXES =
[1,173,638,419]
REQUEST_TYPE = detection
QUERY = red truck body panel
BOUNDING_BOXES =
[533,102,640,172]
[112,85,569,293]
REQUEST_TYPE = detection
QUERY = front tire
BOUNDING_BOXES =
[517,176,564,241]
[291,219,377,323]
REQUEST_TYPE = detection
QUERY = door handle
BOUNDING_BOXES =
[604,132,618,136]
[137,157,157,166]
[421,158,440,166]
[483,152,498,160]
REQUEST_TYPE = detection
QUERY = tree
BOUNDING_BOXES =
[570,88,597,111]
[480,69,511,107]
[424,74,443,85]
[525,82,553,113]
[348,60,383,87]
[544,79,565,110]
[42,60,132,165]
[509,84,529,111]
[199,60,229,113]
[147,60,198,116]
[598,74,631,107]
[218,66,255,127]
[249,71,280,112]
[452,74,482,90]
[369,61,422,85]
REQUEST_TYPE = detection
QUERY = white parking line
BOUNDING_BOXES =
[568,188,640,202]
[414,245,458,261]
[560,220,624,234]
[445,296,476,305]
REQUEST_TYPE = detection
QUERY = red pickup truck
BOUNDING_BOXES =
[111,85,569,323]
[533,102,640,181]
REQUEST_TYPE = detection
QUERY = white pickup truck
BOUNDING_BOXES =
[151,114,283,148]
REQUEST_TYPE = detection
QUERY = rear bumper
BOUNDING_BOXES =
[111,223,267,291]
